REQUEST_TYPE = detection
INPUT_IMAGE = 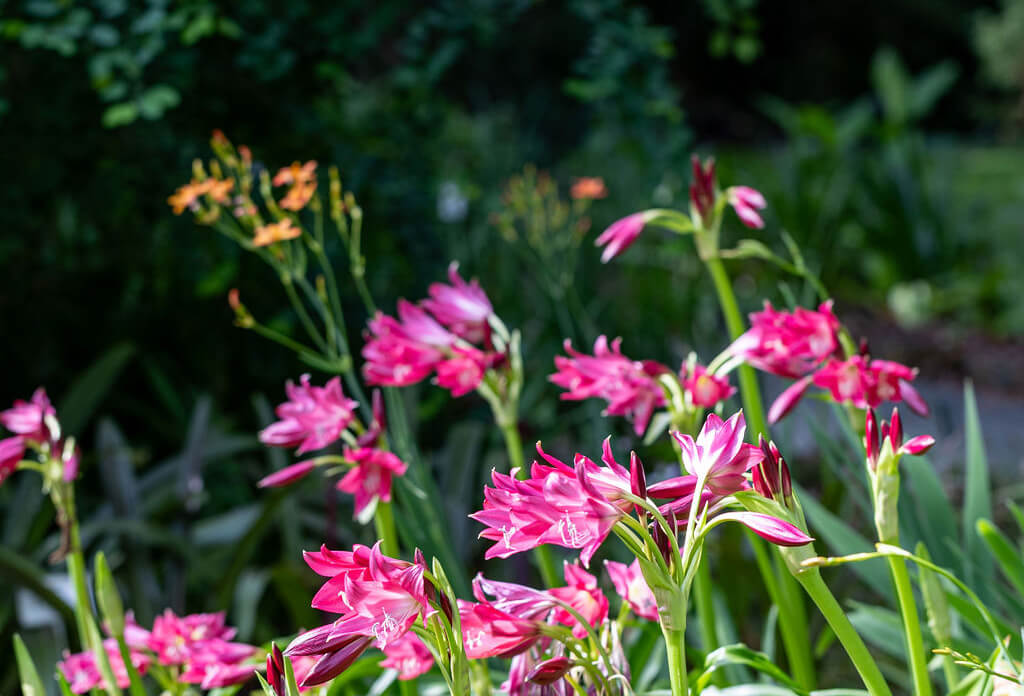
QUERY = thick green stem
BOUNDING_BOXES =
[662,626,689,696]
[65,493,94,651]
[693,557,724,687]
[498,420,560,587]
[374,500,400,557]
[704,255,769,438]
[887,556,933,696]
[798,569,893,696]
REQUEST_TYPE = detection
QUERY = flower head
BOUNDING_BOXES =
[570,177,607,200]
[812,356,928,416]
[671,412,763,495]
[549,563,608,639]
[731,301,839,379]
[253,218,301,247]
[605,559,658,621]
[379,633,434,680]
[422,262,494,343]
[1,387,55,442]
[59,640,151,694]
[259,375,359,454]
[550,336,669,436]
[727,186,767,229]
[337,447,408,518]
[273,161,317,187]
[595,211,654,263]
[682,364,735,408]
[689,155,716,223]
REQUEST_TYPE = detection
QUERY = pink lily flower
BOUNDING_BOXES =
[336,446,408,517]
[549,563,609,639]
[59,639,151,694]
[713,511,814,546]
[180,654,260,689]
[259,375,359,454]
[595,211,655,263]
[422,262,494,343]
[682,364,736,408]
[147,609,238,665]
[605,559,658,621]
[527,656,573,686]
[434,347,488,396]
[459,600,546,659]
[731,301,840,379]
[472,573,556,621]
[812,356,928,416]
[671,412,764,495]
[362,301,454,388]
[379,633,434,680]
[505,649,572,696]
[258,460,317,489]
[550,336,670,436]
[727,186,767,229]
[1,387,55,442]
[0,436,25,485]
[690,155,716,224]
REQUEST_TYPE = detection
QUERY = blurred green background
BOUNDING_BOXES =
[2,0,1024,690]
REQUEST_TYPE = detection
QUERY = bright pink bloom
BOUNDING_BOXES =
[506,650,572,696]
[472,573,555,621]
[527,656,573,686]
[259,375,358,454]
[459,600,545,659]
[715,511,813,546]
[671,412,763,495]
[595,211,653,263]
[732,301,839,379]
[380,633,434,679]
[471,441,634,567]
[550,336,669,436]
[434,347,487,396]
[258,460,317,488]
[179,656,259,689]
[288,542,431,686]
[605,559,658,621]
[337,447,408,517]
[549,563,608,639]
[0,436,25,485]
[59,639,151,694]
[813,356,928,415]
[362,301,455,387]
[1,387,55,442]
[422,262,494,343]
[866,407,935,471]
[148,610,238,665]
[768,376,813,424]
[727,186,767,229]
[682,364,735,408]
[60,440,80,482]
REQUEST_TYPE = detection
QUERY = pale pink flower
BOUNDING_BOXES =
[380,633,434,680]
[459,600,545,659]
[713,511,813,546]
[682,364,735,408]
[259,375,358,454]
[595,212,654,263]
[0,436,25,485]
[731,301,839,379]
[434,348,487,396]
[813,356,928,416]
[362,301,454,388]
[605,559,658,621]
[422,262,494,343]
[549,563,608,639]
[727,186,767,229]
[1,387,55,442]
[336,447,408,517]
[671,412,763,495]
[550,336,669,436]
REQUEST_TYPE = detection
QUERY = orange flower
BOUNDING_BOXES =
[570,177,608,200]
[273,161,317,187]
[280,181,317,211]
[168,180,209,215]
[205,178,235,204]
[253,218,301,247]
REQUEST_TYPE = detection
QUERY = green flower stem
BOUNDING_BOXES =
[662,625,689,696]
[282,278,328,355]
[498,420,560,588]
[887,556,933,696]
[693,556,724,688]
[374,499,400,558]
[798,569,892,696]
[65,491,94,651]
[703,252,816,690]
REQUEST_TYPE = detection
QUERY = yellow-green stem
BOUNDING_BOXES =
[798,569,892,696]
[662,625,689,696]
[887,556,933,696]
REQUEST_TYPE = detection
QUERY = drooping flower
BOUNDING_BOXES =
[1,387,55,442]
[259,375,358,454]
[362,301,455,388]
[727,186,767,229]
[549,563,608,639]
[570,177,608,200]
[380,633,434,680]
[0,436,25,485]
[422,262,494,343]
[731,301,839,379]
[258,460,317,489]
[337,447,408,517]
[459,600,546,659]
[594,211,655,263]
[682,364,735,408]
[253,218,301,247]
[287,542,432,687]
[550,336,669,437]
[605,559,658,621]
[671,411,763,495]
[812,356,928,416]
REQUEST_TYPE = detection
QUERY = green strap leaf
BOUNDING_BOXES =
[14,634,46,696]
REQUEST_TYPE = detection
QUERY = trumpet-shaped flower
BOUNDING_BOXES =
[682,364,735,408]
[379,633,434,680]
[727,186,767,229]
[550,336,669,436]
[434,348,488,396]
[337,447,408,517]
[731,301,839,379]
[259,375,358,454]
[258,460,317,489]
[549,563,608,639]
[362,301,454,387]
[812,356,928,416]
[59,639,152,694]
[147,609,240,665]
[671,412,763,495]
[422,262,494,343]
[459,600,546,659]
[595,211,655,263]
[605,559,658,621]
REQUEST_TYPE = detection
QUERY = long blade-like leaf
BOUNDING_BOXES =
[963,381,993,601]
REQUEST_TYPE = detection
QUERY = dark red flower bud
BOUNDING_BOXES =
[889,407,903,450]
[300,636,374,687]
[865,408,879,469]
[630,451,647,499]
[440,590,454,625]
[689,154,717,222]
[527,657,572,685]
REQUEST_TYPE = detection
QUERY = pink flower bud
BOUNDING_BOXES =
[900,435,935,456]
[629,451,647,500]
[527,657,572,685]
[889,407,903,450]
[257,460,316,488]
[865,409,879,470]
